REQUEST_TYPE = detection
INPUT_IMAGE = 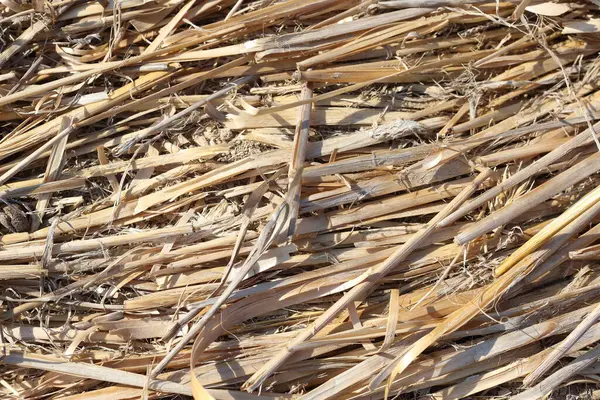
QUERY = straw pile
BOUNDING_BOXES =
[4,0,600,399]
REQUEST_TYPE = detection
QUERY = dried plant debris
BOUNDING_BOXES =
[5,1,600,400]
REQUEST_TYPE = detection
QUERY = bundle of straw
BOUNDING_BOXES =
[3,0,600,399]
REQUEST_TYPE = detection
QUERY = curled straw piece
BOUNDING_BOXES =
[149,201,289,379]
